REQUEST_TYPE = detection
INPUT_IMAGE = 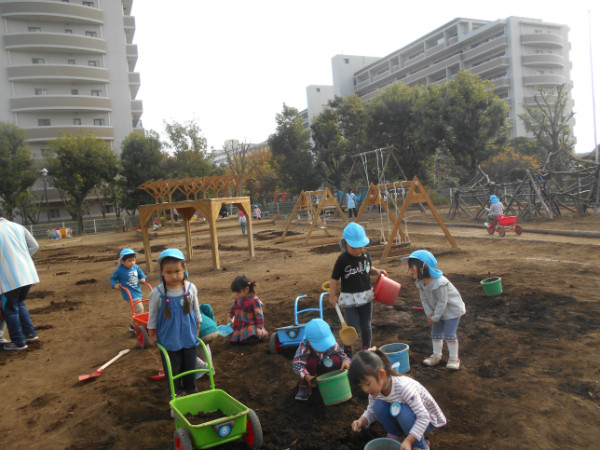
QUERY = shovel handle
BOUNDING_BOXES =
[334,303,345,325]
[98,349,130,371]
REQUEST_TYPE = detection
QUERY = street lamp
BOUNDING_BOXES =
[40,168,49,223]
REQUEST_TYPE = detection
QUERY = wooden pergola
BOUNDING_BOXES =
[138,197,254,272]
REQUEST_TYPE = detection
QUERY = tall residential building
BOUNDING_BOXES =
[302,17,573,142]
[0,0,142,222]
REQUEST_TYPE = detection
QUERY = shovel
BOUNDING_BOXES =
[334,304,359,346]
[79,349,130,382]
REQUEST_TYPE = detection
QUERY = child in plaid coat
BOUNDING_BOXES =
[227,275,268,344]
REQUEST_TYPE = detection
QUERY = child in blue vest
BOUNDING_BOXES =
[148,249,201,396]
[110,248,146,332]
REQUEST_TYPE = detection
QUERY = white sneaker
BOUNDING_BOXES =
[423,354,443,367]
[447,358,460,370]
[0,336,9,344]
[484,222,490,227]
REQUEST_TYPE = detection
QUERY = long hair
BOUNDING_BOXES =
[348,348,400,386]
[231,274,256,295]
[159,257,190,319]
[408,258,430,280]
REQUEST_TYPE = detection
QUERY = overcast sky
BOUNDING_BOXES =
[132,0,599,155]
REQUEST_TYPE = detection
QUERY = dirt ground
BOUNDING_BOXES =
[1,210,599,450]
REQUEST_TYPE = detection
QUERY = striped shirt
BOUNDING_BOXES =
[0,218,39,294]
[362,375,447,441]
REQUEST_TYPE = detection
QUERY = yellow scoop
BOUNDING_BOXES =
[335,304,359,346]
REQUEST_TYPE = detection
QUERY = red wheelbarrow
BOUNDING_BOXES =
[121,281,153,348]
[487,214,523,237]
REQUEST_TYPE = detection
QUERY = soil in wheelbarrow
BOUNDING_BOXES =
[185,409,227,425]
[1,214,600,449]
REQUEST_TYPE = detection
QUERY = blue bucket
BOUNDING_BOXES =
[380,343,410,374]
[364,437,401,450]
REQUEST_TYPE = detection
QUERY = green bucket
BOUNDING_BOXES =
[481,277,503,296]
[316,369,352,406]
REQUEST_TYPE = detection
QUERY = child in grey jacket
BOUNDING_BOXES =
[403,250,466,370]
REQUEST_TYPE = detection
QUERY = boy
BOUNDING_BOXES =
[110,249,146,331]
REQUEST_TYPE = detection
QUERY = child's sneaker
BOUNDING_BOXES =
[4,342,28,351]
[423,354,443,366]
[25,334,39,342]
[294,384,311,401]
[484,222,490,227]
[446,358,460,370]
[0,336,9,344]
[128,325,135,332]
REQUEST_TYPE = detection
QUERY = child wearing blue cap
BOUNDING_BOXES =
[484,194,504,228]
[329,222,387,357]
[292,318,351,401]
[110,248,147,332]
[403,250,466,370]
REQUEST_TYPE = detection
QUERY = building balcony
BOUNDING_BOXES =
[523,74,566,87]
[7,64,109,83]
[25,125,114,142]
[469,57,509,77]
[521,33,564,48]
[124,15,135,44]
[3,33,106,54]
[521,54,565,68]
[489,77,511,89]
[129,72,141,98]
[0,1,103,24]
[462,36,508,63]
[131,99,143,125]
[11,95,112,113]
[126,44,138,71]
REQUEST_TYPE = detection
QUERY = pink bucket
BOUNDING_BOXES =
[373,274,401,305]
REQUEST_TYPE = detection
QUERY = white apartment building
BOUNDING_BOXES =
[302,17,573,142]
[0,0,142,223]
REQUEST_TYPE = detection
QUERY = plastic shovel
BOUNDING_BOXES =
[79,349,130,382]
[334,304,359,346]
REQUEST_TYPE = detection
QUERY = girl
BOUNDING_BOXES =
[403,250,466,370]
[148,249,201,396]
[228,275,267,344]
[328,222,387,356]
[349,349,446,450]
[238,211,247,235]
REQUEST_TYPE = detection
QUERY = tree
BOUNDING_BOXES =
[519,84,574,171]
[46,134,118,234]
[268,104,320,192]
[311,95,369,191]
[425,70,509,182]
[0,123,37,220]
[163,119,213,178]
[481,144,542,182]
[120,130,164,212]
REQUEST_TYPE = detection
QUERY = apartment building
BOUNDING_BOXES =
[302,17,573,141]
[0,0,142,222]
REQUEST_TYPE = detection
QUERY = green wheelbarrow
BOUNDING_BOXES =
[157,339,263,449]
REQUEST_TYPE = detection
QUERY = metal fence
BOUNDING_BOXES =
[26,215,140,239]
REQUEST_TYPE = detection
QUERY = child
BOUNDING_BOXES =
[328,222,387,357]
[110,248,147,332]
[227,275,267,344]
[238,211,247,235]
[153,220,161,231]
[349,349,446,449]
[403,250,466,370]
[148,249,201,397]
[197,303,218,375]
[0,294,8,344]
[253,204,262,220]
[292,318,351,401]
[484,194,504,227]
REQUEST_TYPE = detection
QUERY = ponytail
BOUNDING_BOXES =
[348,348,400,385]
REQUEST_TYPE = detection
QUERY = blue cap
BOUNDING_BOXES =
[400,249,443,279]
[157,248,187,281]
[490,195,500,204]
[343,222,369,248]
[119,248,136,260]
[304,319,336,352]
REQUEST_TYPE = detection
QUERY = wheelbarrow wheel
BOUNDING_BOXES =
[515,224,523,235]
[243,409,263,448]
[174,428,193,450]
[497,228,505,237]
[269,333,281,354]
[137,326,149,349]
[486,223,495,234]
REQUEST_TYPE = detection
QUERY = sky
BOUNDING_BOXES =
[132,0,599,155]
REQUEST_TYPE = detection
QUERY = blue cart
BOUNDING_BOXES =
[269,293,326,354]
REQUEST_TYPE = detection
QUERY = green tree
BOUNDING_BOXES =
[0,123,37,220]
[46,134,118,234]
[519,84,574,171]
[311,95,369,191]
[120,130,164,212]
[268,104,320,192]
[163,119,213,178]
[426,71,509,182]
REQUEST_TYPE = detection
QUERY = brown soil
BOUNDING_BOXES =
[1,211,599,449]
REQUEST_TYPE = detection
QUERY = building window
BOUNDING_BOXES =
[73,118,81,125]
[38,119,51,126]
[71,89,79,95]
[40,148,51,157]
[85,31,97,37]
[32,58,45,64]
[29,27,41,33]
[49,208,60,219]
[83,1,94,6]
[344,58,350,64]
[35,88,48,95]
[103,205,114,214]
[88,60,99,67]
[65,29,72,34]
[91,90,101,96]
[536,70,545,75]
[94,118,105,126]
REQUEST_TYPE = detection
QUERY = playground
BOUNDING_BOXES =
[1,211,599,449]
